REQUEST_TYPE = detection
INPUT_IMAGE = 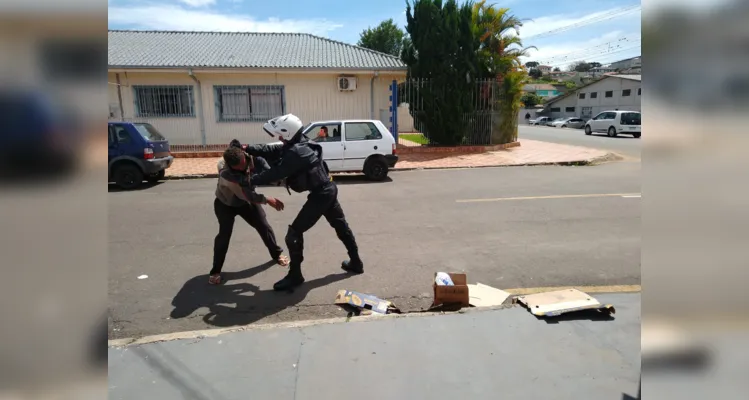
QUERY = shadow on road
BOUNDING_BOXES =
[332,175,393,185]
[170,260,352,328]
[536,309,616,324]
[588,133,639,140]
[108,181,164,192]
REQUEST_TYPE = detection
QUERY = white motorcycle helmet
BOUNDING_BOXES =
[262,114,304,141]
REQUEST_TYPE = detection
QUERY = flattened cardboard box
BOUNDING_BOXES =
[433,272,470,308]
[334,290,398,314]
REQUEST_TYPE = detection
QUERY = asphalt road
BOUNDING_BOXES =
[518,124,642,159]
[109,162,640,339]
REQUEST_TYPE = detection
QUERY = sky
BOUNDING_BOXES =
[107,0,643,70]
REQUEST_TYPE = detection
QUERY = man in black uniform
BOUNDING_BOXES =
[242,113,364,291]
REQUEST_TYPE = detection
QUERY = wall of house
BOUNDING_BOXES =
[108,71,402,145]
[547,77,641,119]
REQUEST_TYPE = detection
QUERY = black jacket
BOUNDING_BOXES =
[245,135,330,193]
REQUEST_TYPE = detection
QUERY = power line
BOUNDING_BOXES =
[533,35,641,64]
[545,46,641,68]
[522,4,641,40]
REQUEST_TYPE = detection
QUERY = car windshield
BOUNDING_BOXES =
[620,112,641,125]
[133,123,166,141]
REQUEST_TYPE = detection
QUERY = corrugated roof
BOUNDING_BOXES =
[616,74,641,81]
[108,30,407,70]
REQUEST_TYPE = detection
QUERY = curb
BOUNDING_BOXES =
[163,152,620,181]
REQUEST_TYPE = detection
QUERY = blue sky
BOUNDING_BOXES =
[108,0,642,69]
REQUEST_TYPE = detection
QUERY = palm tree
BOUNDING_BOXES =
[471,1,533,144]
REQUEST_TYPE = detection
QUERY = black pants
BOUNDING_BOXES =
[286,182,359,274]
[212,198,283,275]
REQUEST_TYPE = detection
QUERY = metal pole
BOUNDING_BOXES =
[187,69,207,146]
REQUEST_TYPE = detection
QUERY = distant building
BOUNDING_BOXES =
[609,56,641,71]
[542,75,641,119]
[538,65,552,75]
[522,83,560,98]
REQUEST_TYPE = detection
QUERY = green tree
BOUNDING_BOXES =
[553,67,561,72]
[471,0,533,144]
[525,61,539,68]
[569,61,592,72]
[357,19,406,57]
[528,68,543,79]
[402,0,479,146]
[520,92,542,108]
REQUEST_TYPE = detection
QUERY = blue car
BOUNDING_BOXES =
[108,122,173,189]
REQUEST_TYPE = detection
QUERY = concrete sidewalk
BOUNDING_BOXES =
[108,293,641,400]
[165,139,613,178]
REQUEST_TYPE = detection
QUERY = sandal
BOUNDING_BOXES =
[276,255,290,267]
[208,274,222,285]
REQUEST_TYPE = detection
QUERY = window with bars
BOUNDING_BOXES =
[134,85,195,117]
[215,85,285,122]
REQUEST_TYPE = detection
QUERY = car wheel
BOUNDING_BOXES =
[585,125,592,135]
[146,170,166,183]
[114,164,143,190]
[363,158,389,181]
[633,133,641,138]
[607,127,618,137]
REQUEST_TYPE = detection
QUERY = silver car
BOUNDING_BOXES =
[552,117,586,129]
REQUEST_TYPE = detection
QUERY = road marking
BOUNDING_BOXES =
[505,285,641,295]
[621,194,641,198]
[456,193,641,203]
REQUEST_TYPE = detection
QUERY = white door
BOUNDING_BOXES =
[589,112,607,132]
[306,123,344,171]
[342,121,387,171]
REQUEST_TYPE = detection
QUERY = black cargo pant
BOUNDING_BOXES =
[286,182,358,275]
[211,198,283,275]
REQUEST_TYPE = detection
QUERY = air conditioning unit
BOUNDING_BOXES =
[337,76,357,91]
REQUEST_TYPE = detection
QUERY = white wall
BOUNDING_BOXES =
[109,71,402,145]
[547,77,641,120]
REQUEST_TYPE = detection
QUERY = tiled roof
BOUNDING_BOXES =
[108,30,407,70]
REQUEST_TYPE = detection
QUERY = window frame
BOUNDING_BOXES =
[565,106,576,112]
[343,122,383,142]
[550,107,561,112]
[622,89,632,97]
[605,90,614,98]
[133,85,195,118]
[637,88,641,96]
[590,92,598,99]
[214,85,286,123]
[579,92,586,99]
[307,123,342,143]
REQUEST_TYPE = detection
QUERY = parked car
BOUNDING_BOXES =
[0,89,80,181]
[529,116,552,126]
[552,117,586,129]
[584,110,641,138]
[299,119,398,181]
[108,122,174,189]
[547,118,566,127]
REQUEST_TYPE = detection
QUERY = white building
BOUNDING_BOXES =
[609,56,641,71]
[543,75,641,120]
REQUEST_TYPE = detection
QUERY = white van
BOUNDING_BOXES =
[302,119,399,181]
[584,110,641,138]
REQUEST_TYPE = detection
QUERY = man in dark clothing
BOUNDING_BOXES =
[210,146,288,285]
[242,114,363,291]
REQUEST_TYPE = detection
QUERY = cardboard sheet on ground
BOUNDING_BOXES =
[467,283,511,307]
[517,288,615,317]
[334,290,400,315]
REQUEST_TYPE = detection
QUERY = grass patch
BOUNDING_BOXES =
[399,133,430,145]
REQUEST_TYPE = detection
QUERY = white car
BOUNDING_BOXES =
[552,117,586,129]
[301,119,399,180]
[529,116,552,126]
[547,118,566,127]
[584,110,641,138]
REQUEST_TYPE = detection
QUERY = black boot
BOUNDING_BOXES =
[341,257,364,274]
[273,270,305,291]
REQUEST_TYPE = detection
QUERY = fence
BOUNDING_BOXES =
[108,79,506,151]
[396,78,501,147]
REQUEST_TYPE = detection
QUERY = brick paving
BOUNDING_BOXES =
[165,139,610,177]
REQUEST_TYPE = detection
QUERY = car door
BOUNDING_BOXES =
[342,121,385,171]
[306,122,344,170]
[108,125,120,161]
[601,112,617,131]
[111,124,137,155]
[589,113,606,132]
